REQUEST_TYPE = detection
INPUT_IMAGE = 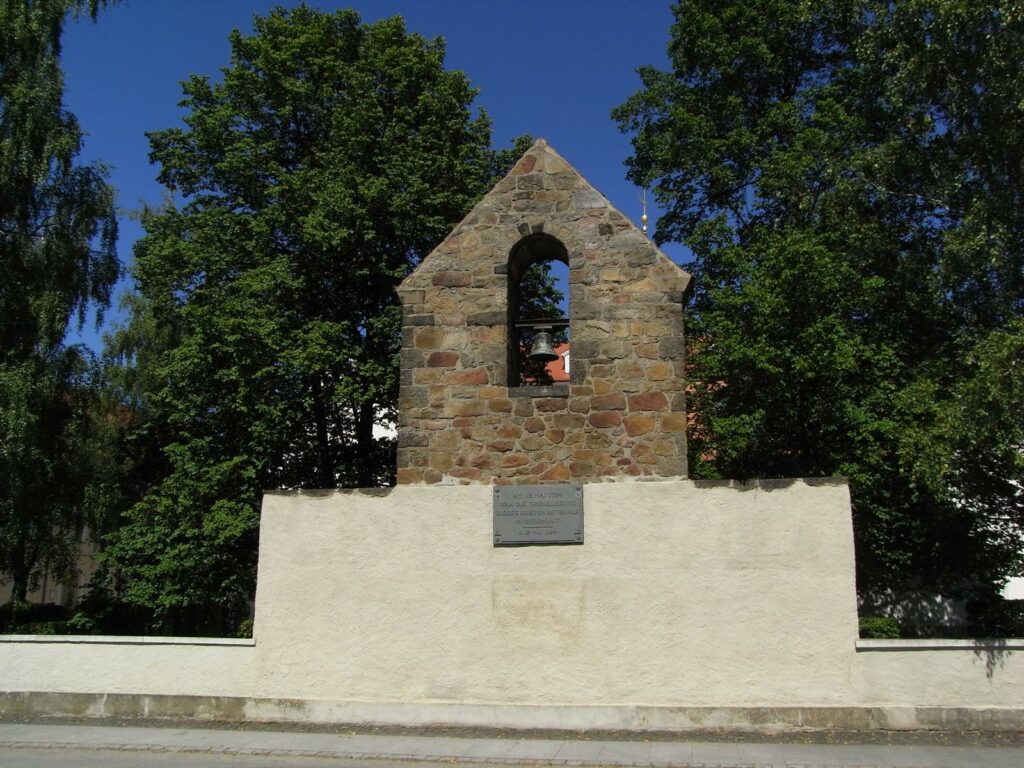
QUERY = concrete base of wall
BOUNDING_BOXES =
[2,692,1022,733]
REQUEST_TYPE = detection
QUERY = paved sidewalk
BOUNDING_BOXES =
[1,723,1023,767]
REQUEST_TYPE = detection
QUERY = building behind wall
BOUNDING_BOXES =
[0,526,97,610]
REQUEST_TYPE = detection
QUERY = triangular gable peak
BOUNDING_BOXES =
[400,139,691,297]
[396,139,692,485]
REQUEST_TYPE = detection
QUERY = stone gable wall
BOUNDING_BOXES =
[395,140,691,484]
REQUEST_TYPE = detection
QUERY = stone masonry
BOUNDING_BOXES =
[396,139,692,484]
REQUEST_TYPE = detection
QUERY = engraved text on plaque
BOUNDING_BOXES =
[493,484,583,545]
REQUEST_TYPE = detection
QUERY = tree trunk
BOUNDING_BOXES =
[10,569,29,605]
[311,378,333,488]
[354,400,375,486]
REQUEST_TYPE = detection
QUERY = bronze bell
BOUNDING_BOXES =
[529,328,558,362]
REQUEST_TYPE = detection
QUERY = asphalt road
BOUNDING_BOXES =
[3,720,1024,768]
[3,748,369,767]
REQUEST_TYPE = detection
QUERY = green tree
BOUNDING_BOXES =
[0,0,117,605]
[615,0,1024,623]
[98,6,519,634]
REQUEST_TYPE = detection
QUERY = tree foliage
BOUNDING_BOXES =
[97,7,521,633]
[0,0,117,604]
[615,0,1024,620]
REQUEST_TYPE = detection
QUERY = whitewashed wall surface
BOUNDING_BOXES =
[2,479,1022,730]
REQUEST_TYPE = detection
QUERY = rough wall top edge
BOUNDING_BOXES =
[261,476,850,496]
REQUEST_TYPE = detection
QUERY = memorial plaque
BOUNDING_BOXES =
[493,484,583,545]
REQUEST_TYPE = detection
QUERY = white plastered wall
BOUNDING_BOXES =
[855,643,1022,707]
[252,480,863,706]
[0,638,254,697]
[1,478,1021,725]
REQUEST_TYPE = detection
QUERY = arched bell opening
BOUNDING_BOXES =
[507,234,570,387]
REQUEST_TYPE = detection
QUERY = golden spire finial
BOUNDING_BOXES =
[640,190,649,235]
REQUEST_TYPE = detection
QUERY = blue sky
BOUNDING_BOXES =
[61,0,685,350]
